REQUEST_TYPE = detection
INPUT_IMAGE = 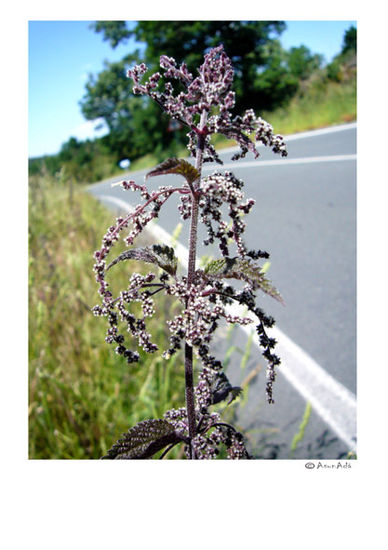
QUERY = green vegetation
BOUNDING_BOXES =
[29,174,186,458]
[28,137,119,184]
[261,68,356,136]
[289,402,312,457]
[268,28,356,134]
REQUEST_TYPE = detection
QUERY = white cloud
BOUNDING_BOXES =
[70,118,109,141]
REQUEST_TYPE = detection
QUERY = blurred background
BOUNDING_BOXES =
[28,20,357,459]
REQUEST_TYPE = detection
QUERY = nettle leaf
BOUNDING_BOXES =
[210,372,242,405]
[101,419,184,459]
[106,244,178,276]
[146,157,199,185]
[204,257,284,304]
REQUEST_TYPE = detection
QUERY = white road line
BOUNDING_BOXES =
[283,122,357,142]
[96,195,134,212]
[241,321,356,451]
[203,154,356,171]
[94,193,357,452]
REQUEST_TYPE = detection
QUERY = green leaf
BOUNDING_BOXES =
[203,257,284,304]
[106,244,178,276]
[101,419,184,459]
[145,157,199,185]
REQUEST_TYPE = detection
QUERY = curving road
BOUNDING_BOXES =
[88,123,357,459]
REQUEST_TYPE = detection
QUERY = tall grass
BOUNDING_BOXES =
[261,76,356,136]
[29,174,186,459]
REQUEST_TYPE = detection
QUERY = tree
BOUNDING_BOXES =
[341,25,357,55]
[80,55,141,159]
[252,39,299,109]
[92,21,132,48]
[326,26,357,82]
[287,45,323,81]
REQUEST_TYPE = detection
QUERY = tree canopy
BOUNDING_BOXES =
[341,25,357,54]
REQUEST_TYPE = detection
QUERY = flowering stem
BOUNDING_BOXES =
[184,111,208,458]
[95,46,286,460]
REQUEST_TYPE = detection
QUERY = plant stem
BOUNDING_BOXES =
[184,110,208,458]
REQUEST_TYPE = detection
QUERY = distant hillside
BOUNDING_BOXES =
[260,47,356,136]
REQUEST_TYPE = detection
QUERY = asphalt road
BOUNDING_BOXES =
[88,122,357,459]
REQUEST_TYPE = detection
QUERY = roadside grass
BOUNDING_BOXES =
[29,174,186,459]
[261,77,356,136]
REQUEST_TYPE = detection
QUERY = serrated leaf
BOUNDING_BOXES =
[210,372,242,405]
[204,257,284,304]
[101,419,183,459]
[145,158,199,185]
[106,244,178,276]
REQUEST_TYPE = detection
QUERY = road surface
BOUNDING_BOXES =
[88,122,357,459]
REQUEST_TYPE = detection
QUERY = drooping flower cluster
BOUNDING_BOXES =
[92,180,191,362]
[94,44,287,459]
[199,171,255,257]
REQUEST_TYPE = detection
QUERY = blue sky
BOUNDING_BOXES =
[28,20,356,158]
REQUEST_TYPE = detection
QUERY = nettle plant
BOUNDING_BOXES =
[92,45,287,459]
